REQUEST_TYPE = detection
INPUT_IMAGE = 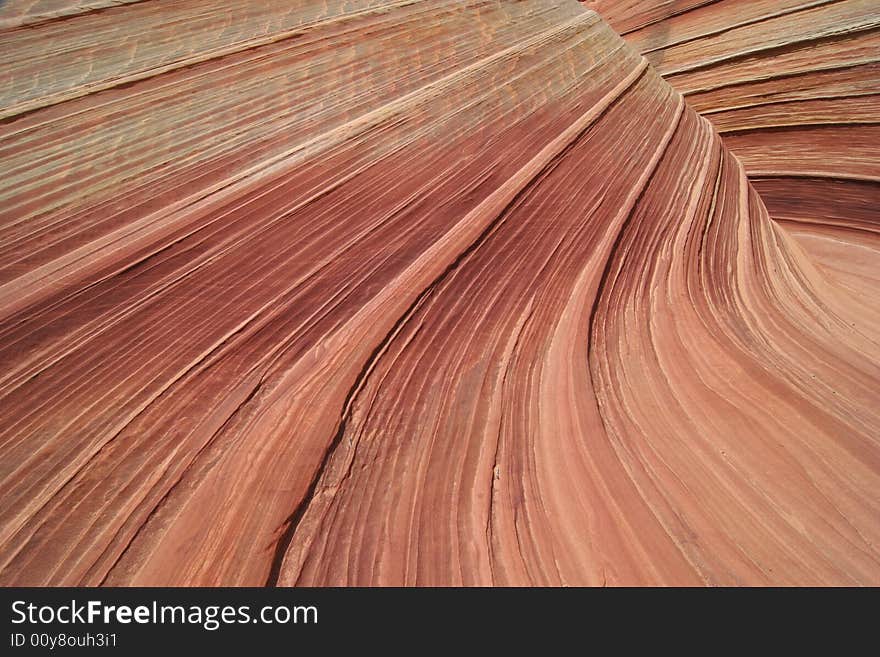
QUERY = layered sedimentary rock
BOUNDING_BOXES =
[583,0,880,297]
[0,0,878,586]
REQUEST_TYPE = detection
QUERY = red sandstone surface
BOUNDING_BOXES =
[584,0,880,298]
[0,0,877,586]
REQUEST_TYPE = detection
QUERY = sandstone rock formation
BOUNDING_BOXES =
[0,0,877,585]
[584,0,880,302]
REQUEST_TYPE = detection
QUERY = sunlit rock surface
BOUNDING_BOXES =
[0,0,877,585]
[583,0,880,301]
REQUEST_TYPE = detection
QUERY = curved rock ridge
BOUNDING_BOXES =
[0,0,877,585]
[583,0,880,298]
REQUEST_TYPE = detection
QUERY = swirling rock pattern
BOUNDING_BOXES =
[583,0,880,298]
[0,0,877,585]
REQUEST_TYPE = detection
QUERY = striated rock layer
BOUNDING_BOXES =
[0,0,878,586]
[583,0,880,300]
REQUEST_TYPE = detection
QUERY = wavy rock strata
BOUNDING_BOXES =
[0,0,878,585]
[584,0,880,302]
